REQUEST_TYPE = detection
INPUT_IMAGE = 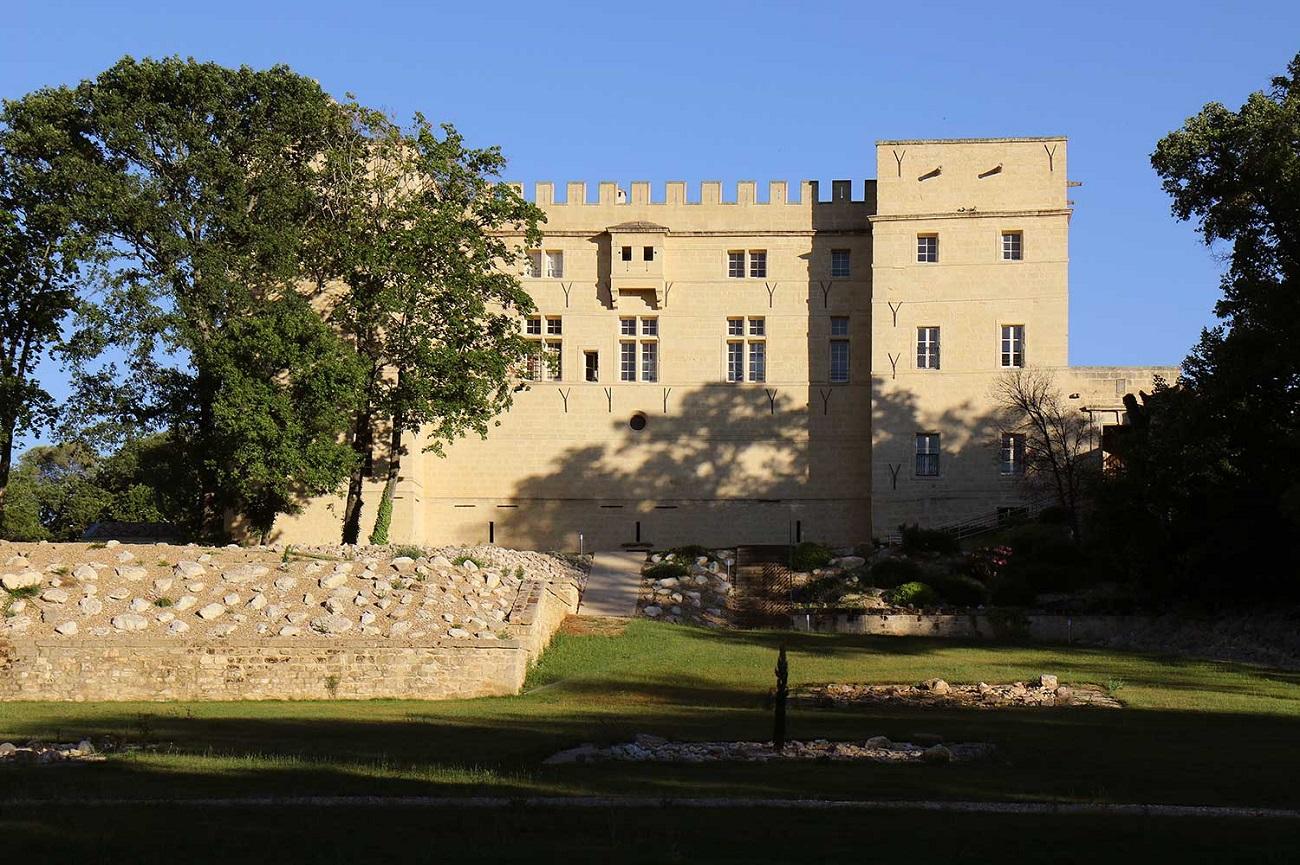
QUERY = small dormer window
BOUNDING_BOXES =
[643,246,654,261]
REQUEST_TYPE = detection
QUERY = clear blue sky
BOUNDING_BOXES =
[5,0,1298,375]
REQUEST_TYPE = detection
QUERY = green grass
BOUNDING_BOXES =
[1,621,1298,859]
[0,806,1295,864]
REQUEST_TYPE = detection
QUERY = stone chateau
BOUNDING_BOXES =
[277,137,1173,550]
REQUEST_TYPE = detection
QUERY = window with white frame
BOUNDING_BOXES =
[726,316,766,382]
[1001,231,1023,261]
[618,317,658,382]
[831,249,851,278]
[1000,324,1025,368]
[915,432,941,477]
[829,316,850,383]
[917,234,938,263]
[641,341,659,382]
[545,316,562,336]
[525,250,563,277]
[523,316,561,380]
[1000,432,1026,475]
[584,350,599,382]
[917,326,940,370]
[727,250,767,278]
[727,251,746,278]
[619,341,636,381]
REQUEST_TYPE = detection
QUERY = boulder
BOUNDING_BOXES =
[1036,674,1059,691]
[41,588,69,604]
[72,564,98,582]
[922,744,953,763]
[111,613,148,632]
[115,565,148,581]
[447,627,471,638]
[167,620,190,636]
[921,678,951,695]
[274,576,298,592]
[129,598,151,612]
[390,556,416,572]
[865,736,892,750]
[54,621,79,636]
[197,603,226,621]
[78,597,103,616]
[319,573,348,590]
[643,605,662,617]
[310,614,353,635]
[1,572,40,591]
[174,595,197,612]
[279,625,302,637]
[173,561,205,579]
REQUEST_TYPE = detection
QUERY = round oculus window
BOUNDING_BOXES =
[629,413,647,431]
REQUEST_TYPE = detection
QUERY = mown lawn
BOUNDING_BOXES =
[2,620,1298,861]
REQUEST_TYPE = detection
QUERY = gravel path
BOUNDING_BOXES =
[0,796,1295,819]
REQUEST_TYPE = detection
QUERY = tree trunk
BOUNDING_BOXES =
[0,417,14,533]
[368,409,405,545]
[340,405,374,545]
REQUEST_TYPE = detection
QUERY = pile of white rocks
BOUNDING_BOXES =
[794,675,1123,709]
[0,541,584,643]
[0,739,105,765]
[544,733,996,765]
[638,550,735,627]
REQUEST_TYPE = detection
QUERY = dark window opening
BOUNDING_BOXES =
[621,246,632,261]
[629,412,647,431]
[584,350,599,382]
[643,246,654,261]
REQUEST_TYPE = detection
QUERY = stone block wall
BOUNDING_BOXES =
[0,579,578,702]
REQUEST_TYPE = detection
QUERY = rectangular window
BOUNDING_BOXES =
[620,341,636,381]
[915,432,940,477]
[917,234,938,263]
[545,316,562,336]
[621,246,633,262]
[1002,232,1023,261]
[525,316,541,336]
[748,317,765,337]
[727,251,745,278]
[620,317,637,336]
[727,317,744,337]
[831,249,851,278]
[830,340,850,383]
[917,326,940,370]
[545,250,564,278]
[727,341,745,382]
[525,340,561,382]
[584,350,599,382]
[1000,432,1026,475]
[641,341,658,382]
[525,251,542,277]
[748,341,766,383]
[643,246,654,261]
[1001,324,1025,368]
[830,316,849,337]
[641,317,658,337]
[749,250,767,278]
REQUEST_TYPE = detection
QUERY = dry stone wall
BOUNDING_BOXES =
[0,542,580,701]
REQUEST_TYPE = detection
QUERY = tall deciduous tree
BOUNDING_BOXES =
[1106,52,1300,601]
[0,109,93,532]
[5,56,366,539]
[310,103,542,545]
[994,367,1098,540]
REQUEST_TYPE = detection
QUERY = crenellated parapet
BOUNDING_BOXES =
[506,179,876,208]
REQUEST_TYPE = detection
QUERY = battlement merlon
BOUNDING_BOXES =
[504,180,877,207]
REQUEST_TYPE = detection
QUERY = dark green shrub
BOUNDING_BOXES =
[1000,523,1087,593]
[670,545,711,561]
[990,572,1036,606]
[644,561,689,581]
[393,545,425,560]
[868,557,922,588]
[898,523,960,556]
[931,572,991,607]
[790,541,833,572]
[791,574,846,606]
[887,581,938,608]
[1038,505,1071,525]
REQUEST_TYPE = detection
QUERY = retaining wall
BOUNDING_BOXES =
[791,610,1158,643]
[0,579,578,702]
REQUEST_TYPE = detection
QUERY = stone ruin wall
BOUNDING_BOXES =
[0,578,578,702]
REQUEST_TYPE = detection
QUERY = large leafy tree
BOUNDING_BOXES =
[310,103,541,544]
[1105,53,1300,602]
[0,110,94,531]
[4,56,366,539]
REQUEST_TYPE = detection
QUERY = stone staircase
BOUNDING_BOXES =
[732,545,795,628]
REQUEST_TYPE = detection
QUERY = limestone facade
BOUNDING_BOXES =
[272,137,1175,550]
